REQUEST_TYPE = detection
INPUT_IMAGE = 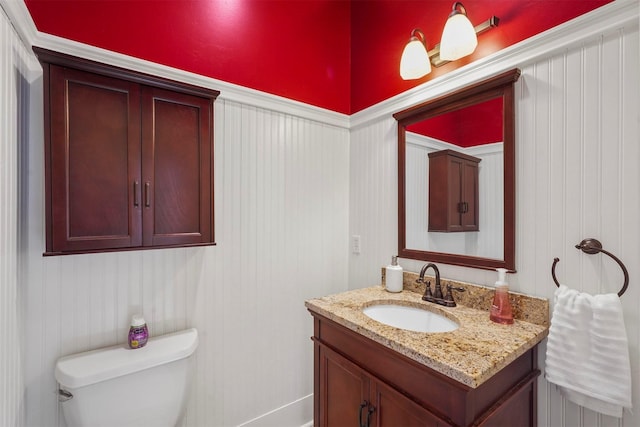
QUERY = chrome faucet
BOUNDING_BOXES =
[416,263,465,307]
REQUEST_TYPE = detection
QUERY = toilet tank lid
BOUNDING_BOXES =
[55,328,198,389]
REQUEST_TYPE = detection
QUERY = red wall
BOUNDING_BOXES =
[407,97,503,147]
[25,0,612,114]
[351,0,612,112]
[25,0,352,113]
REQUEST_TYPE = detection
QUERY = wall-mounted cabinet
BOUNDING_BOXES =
[428,149,480,232]
[35,48,219,255]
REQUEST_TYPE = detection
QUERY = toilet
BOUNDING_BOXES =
[55,328,198,427]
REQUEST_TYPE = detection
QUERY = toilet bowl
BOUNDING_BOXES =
[55,328,198,427]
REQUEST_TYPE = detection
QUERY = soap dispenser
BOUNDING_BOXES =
[385,256,403,293]
[489,268,514,324]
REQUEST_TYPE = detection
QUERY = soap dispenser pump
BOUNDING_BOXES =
[385,256,403,293]
[489,268,514,324]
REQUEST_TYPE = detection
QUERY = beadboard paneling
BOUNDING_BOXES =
[349,18,639,427]
[0,4,34,425]
[20,90,349,426]
[349,116,398,288]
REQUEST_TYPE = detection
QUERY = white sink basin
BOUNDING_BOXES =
[363,304,459,333]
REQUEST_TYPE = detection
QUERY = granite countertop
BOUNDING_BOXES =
[305,280,549,388]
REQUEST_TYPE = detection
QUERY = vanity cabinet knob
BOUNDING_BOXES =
[359,401,375,427]
[359,401,368,427]
[366,405,375,427]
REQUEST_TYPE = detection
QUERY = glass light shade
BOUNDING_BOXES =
[400,38,431,80]
[439,13,478,61]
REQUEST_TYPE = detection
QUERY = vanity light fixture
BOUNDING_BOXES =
[399,1,499,80]
[439,2,477,61]
[399,29,431,80]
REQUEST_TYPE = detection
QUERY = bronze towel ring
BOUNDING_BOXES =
[551,238,629,297]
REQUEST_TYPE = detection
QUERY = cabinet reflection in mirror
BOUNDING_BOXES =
[426,149,482,234]
[394,69,520,271]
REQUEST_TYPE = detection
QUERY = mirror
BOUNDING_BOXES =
[394,69,520,271]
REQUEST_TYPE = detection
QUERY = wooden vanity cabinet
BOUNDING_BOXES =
[35,48,219,254]
[428,150,480,232]
[311,312,539,427]
[319,344,443,426]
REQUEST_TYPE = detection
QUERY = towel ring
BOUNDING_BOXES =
[551,238,629,297]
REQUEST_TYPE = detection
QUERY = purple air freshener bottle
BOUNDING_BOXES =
[128,314,149,349]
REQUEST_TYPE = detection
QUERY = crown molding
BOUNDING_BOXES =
[1,0,38,46]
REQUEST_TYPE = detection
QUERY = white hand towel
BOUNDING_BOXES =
[545,284,632,417]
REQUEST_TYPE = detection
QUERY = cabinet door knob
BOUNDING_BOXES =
[144,182,151,207]
[133,181,140,207]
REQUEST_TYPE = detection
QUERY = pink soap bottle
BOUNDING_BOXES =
[489,268,513,324]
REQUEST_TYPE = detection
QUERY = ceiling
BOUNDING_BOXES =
[24,0,613,114]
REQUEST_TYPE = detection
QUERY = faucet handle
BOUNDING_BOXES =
[443,285,465,307]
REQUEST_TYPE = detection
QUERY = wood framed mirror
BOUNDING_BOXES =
[394,69,520,271]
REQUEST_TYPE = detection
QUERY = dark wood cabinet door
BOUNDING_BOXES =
[141,87,213,247]
[318,345,370,427]
[477,378,535,427]
[428,149,480,232]
[460,159,479,231]
[372,380,448,427]
[446,156,464,231]
[317,343,449,427]
[48,65,142,252]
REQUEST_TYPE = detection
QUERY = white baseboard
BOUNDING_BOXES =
[237,394,313,427]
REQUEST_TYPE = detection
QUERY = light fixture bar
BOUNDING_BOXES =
[429,16,499,68]
[475,16,499,36]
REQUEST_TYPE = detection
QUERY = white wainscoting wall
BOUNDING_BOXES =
[349,3,639,427]
[1,2,350,426]
[21,97,349,427]
[0,4,35,426]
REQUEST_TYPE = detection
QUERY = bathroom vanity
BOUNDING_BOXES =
[306,277,548,427]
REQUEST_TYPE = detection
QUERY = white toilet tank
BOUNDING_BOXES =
[55,328,198,427]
